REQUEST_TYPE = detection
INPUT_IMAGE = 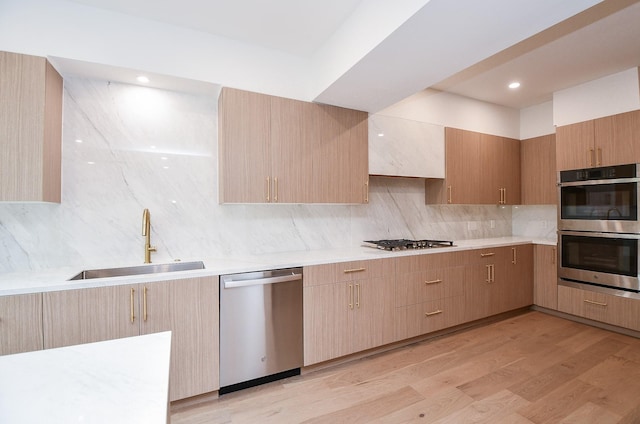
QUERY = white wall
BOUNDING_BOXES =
[553,67,640,126]
[520,101,555,139]
[375,89,521,139]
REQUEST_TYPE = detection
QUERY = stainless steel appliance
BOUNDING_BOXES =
[558,230,639,292]
[219,267,303,394]
[559,163,640,233]
[364,239,454,251]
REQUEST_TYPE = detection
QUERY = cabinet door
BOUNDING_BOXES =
[350,276,394,354]
[0,293,43,355]
[218,87,271,203]
[533,244,558,309]
[501,136,521,205]
[556,120,594,171]
[308,104,368,203]
[521,134,557,205]
[0,52,62,202]
[479,133,502,204]
[444,127,481,204]
[594,109,640,167]
[43,285,139,349]
[271,96,312,203]
[504,244,533,311]
[140,277,219,401]
[303,282,351,365]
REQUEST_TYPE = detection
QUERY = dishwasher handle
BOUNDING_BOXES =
[223,272,302,289]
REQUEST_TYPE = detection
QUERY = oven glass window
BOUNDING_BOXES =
[561,182,637,220]
[562,235,638,277]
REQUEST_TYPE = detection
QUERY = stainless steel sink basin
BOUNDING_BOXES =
[69,261,205,280]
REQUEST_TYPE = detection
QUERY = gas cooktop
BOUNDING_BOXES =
[364,239,455,251]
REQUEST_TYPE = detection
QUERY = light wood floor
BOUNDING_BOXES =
[171,311,640,423]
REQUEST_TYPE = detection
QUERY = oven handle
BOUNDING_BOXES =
[559,230,640,240]
[559,177,640,187]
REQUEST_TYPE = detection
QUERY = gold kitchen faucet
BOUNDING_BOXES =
[142,208,157,263]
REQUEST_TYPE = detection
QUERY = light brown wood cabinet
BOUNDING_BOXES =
[464,245,533,321]
[426,128,520,205]
[520,134,557,205]
[0,293,43,356]
[303,259,395,365]
[556,109,640,171]
[43,276,219,401]
[533,244,557,310]
[0,51,62,202]
[219,87,369,204]
[394,251,466,341]
[557,284,640,332]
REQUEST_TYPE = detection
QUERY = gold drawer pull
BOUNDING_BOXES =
[344,267,366,274]
[584,299,607,307]
[349,284,353,309]
[130,288,135,323]
[480,252,495,257]
[425,310,443,317]
[425,279,443,285]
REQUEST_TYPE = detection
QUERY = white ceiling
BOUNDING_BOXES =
[66,0,640,111]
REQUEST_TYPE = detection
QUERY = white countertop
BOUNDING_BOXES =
[0,331,171,424]
[0,237,556,296]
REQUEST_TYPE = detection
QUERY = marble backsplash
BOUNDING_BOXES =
[0,78,553,273]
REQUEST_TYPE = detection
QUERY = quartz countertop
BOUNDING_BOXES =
[0,236,556,296]
[0,331,171,424]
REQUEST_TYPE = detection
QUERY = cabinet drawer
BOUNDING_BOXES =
[304,259,394,287]
[462,246,511,265]
[558,285,640,331]
[395,296,465,341]
[396,266,464,306]
[395,251,463,274]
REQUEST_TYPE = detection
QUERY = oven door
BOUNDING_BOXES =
[559,178,640,232]
[559,231,640,292]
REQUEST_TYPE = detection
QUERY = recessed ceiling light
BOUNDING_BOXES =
[378,133,384,137]
[75,139,83,143]
[136,75,150,83]
[161,156,168,160]
[87,161,95,165]
[508,82,521,89]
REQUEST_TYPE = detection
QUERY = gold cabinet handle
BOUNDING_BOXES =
[425,310,443,317]
[355,283,360,308]
[364,180,369,203]
[348,284,353,309]
[425,279,443,285]
[589,148,595,167]
[486,264,491,283]
[447,186,452,204]
[344,267,366,274]
[266,176,270,202]
[492,264,495,282]
[143,286,148,322]
[502,188,507,204]
[584,299,607,307]
[480,252,495,257]
[512,247,517,264]
[130,288,135,323]
[552,247,556,265]
[596,148,602,166]
[498,188,503,205]
[273,177,278,202]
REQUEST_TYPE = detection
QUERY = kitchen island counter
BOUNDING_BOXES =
[0,331,171,424]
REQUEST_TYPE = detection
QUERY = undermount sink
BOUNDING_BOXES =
[69,261,205,280]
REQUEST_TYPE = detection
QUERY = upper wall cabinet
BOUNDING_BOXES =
[556,109,640,171]
[0,51,62,202]
[368,114,444,178]
[520,134,556,205]
[218,87,369,204]
[425,127,520,205]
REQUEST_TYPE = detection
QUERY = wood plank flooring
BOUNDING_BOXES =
[171,311,640,423]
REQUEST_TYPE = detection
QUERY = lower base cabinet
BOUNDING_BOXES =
[0,293,43,356]
[557,284,640,332]
[533,244,557,310]
[43,276,219,401]
[303,259,395,366]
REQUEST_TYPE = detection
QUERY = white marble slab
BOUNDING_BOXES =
[369,114,445,178]
[0,332,171,424]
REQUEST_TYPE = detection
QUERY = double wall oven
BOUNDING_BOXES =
[558,163,640,293]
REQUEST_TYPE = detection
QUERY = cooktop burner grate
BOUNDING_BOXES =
[364,239,454,251]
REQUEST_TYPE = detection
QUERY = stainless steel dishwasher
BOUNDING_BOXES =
[219,267,303,394]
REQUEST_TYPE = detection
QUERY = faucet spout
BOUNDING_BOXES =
[142,208,156,263]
